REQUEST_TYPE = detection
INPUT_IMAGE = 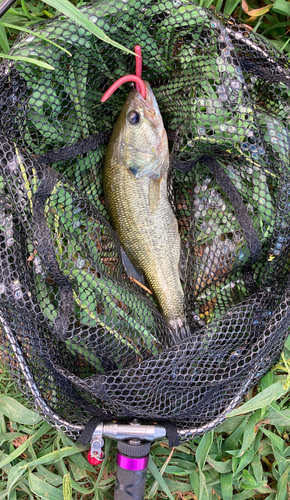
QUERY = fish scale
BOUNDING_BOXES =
[103,82,187,341]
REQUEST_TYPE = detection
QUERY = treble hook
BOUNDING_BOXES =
[101,45,146,102]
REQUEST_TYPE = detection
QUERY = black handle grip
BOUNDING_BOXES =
[114,465,147,500]
[114,440,150,500]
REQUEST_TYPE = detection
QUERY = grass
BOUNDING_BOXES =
[0,336,290,499]
[0,0,290,498]
[1,0,290,61]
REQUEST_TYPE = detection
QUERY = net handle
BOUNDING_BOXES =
[0,0,16,18]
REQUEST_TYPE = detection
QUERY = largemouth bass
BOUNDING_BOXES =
[103,82,188,342]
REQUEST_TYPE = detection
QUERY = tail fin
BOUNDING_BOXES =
[169,318,191,343]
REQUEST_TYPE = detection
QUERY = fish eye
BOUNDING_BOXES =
[128,111,140,125]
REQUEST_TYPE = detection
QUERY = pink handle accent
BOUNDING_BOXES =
[135,45,142,93]
[100,75,146,102]
[117,452,149,471]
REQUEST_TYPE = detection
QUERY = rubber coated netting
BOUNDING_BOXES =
[0,0,290,440]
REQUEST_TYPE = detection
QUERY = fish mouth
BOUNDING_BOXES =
[129,83,164,129]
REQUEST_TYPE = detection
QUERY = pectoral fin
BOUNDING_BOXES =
[129,163,153,178]
[120,142,163,179]
[128,157,161,179]
[149,176,162,213]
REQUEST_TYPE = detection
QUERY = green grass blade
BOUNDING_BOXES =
[260,427,284,453]
[227,380,288,416]
[273,0,290,16]
[36,465,64,486]
[204,0,217,6]
[280,37,290,52]
[44,0,135,55]
[165,476,202,493]
[220,472,233,500]
[265,404,290,425]
[147,447,175,498]
[0,395,42,425]
[250,454,263,483]
[206,456,232,473]
[28,472,63,500]
[223,0,241,15]
[0,21,71,55]
[20,0,32,19]
[216,0,224,11]
[96,438,112,486]
[0,490,9,500]
[148,455,175,500]
[233,449,255,478]
[221,417,249,456]
[0,422,51,469]
[196,431,213,471]
[0,52,55,69]
[261,21,290,36]
[189,470,209,500]
[7,462,29,494]
[0,25,9,54]
[276,464,290,500]
[69,479,95,495]
[238,411,261,456]
[25,446,86,468]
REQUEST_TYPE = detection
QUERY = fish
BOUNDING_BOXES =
[103,81,189,342]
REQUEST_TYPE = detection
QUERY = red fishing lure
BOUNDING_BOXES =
[101,45,146,102]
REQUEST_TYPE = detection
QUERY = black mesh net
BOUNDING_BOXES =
[0,0,290,440]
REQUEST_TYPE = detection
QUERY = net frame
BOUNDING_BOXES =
[0,0,289,441]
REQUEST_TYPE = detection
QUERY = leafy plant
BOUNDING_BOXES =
[0,0,134,68]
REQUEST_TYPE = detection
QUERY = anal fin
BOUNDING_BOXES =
[179,239,188,282]
[121,247,146,285]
